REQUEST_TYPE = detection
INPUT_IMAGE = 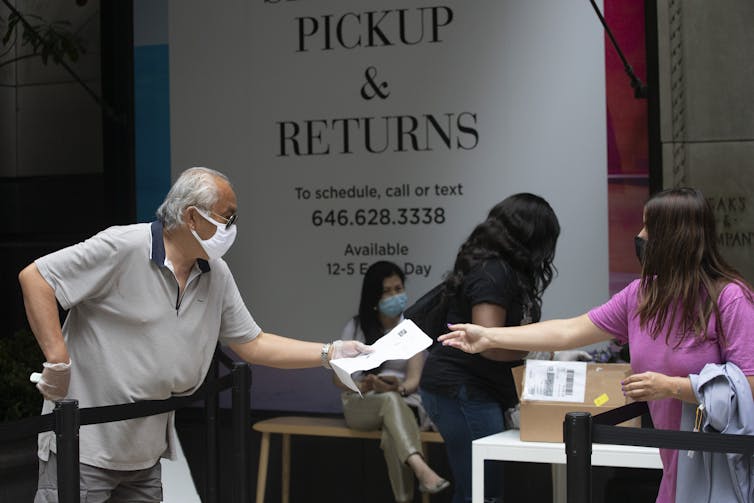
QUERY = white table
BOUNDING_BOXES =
[471,429,662,503]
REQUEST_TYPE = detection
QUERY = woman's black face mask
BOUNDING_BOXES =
[634,236,647,265]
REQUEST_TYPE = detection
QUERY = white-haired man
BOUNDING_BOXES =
[19,167,368,502]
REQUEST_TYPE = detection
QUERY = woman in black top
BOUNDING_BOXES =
[419,193,560,503]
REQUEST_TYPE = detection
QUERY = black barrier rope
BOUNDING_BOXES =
[0,412,55,442]
[592,401,754,455]
[591,400,649,427]
[594,422,754,456]
[0,363,233,443]
[0,347,251,503]
[215,347,236,369]
[564,402,754,503]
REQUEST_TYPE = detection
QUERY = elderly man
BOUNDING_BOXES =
[19,167,367,502]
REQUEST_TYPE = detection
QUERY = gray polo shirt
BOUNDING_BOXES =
[35,222,260,470]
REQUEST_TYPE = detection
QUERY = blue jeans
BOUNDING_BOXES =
[420,386,505,503]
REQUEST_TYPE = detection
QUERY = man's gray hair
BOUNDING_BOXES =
[156,167,231,229]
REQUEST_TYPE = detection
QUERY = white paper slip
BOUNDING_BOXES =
[330,319,433,394]
[522,360,587,403]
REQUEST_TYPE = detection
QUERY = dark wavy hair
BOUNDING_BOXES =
[445,193,560,310]
[356,261,406,345]
[637,187,752,345]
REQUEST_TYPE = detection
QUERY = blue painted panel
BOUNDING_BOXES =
[134,44,171,222]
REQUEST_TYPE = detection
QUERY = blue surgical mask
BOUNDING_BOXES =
[378,292,408,318]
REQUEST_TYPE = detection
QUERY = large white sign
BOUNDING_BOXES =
[168,1,608,410]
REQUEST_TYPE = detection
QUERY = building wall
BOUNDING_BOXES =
[657,0,754,282]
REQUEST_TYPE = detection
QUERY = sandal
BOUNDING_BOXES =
[419,478,451,494]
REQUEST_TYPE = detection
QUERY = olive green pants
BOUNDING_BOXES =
[342,391,422,502]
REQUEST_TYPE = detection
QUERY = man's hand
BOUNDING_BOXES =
[36,360,71,401]
[438,323,491,353]
[331,340,372,359]
[553,350,593,362]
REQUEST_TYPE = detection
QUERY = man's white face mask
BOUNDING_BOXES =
[190,207,237,260]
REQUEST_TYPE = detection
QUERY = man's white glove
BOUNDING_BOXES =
[35,360,71,401]
[331,340,372,359]
[526,351,553,361]
[552,350,593,362]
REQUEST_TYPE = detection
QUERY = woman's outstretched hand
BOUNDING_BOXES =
[437,323,490,353]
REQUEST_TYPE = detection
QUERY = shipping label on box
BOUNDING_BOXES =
[522,360,588,403]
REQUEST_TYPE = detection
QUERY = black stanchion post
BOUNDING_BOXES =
[232,362,251,503]
[205,355,220,503]
[564,412,592,503]
[54,399,80,503]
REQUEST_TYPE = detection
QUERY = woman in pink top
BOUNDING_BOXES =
[438,187,754,503]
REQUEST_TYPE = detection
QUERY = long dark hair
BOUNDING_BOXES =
[637,187,752,344]
[357,261,406,345]
[445,193,560,310]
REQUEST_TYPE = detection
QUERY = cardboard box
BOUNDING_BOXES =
[511,362,640,442]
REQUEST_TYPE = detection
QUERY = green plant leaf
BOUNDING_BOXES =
[2,12,20,45]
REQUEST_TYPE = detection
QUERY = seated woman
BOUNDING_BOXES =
[334,261,449,503]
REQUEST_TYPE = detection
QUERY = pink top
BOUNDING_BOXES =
[588,280,754,503]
